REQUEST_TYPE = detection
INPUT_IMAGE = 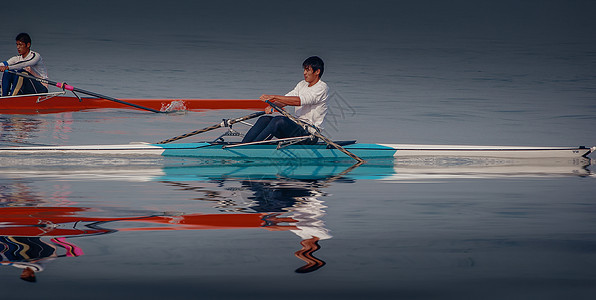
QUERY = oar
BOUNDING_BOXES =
[5,70,163,113]
[156,111,265,144]
[265,100,365,163]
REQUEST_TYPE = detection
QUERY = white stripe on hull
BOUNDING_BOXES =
[0,143,166,155]
[0,143,592,159]
[380,144,594,158]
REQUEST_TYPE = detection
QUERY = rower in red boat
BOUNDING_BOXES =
[0,33,49,96]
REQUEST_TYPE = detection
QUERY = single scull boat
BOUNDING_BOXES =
[0,92,267,114]
[0,140,593,159]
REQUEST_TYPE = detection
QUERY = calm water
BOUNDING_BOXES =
[1,1,596,299]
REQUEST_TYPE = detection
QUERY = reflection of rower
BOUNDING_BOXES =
[295,237,325,273]
[243,180,331,273]
[0,236,83,282]
[0,206,301,281]
[0,183,332,275]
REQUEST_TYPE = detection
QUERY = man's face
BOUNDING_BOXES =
[303,66,320,84]
[16,41,30,56]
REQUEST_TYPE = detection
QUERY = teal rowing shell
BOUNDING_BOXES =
[155,143,397,159]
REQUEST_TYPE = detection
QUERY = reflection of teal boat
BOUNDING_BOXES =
[2,157,590,181]
[155,160,397,181]
[156,157,593,181]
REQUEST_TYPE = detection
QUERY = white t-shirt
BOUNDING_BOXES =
[285,79,328,129]
[2,50,48,79]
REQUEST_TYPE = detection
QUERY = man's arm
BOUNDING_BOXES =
[259,94,301,113]
[2,53,41,71]
[0,58,14,71]
[259,94,301,106]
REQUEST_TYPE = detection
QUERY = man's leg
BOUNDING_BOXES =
[35,80,48,93]
[1,71,15,96]
[1,71,26,96]
[251,116,311,142]
[18,72,48,95]
[11,76,23,95]
[242,116,273,143]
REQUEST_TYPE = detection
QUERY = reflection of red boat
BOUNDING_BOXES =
[0,205,325,274]
[0,93,267,114]
[0,207,297,237]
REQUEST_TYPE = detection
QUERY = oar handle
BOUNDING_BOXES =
[56,82,75,91]
[265,100,364,163]
[5,70,163,113]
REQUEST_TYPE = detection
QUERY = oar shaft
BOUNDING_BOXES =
[5,70,163,113]
[156,111,265,144]
[265,100,365,163]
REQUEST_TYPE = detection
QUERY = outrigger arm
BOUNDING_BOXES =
[265,100,365,163]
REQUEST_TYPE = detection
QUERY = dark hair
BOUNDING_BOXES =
[303,56,324,78]
[16,33,32,45]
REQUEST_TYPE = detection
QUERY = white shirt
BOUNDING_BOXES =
[2,50,48,79]
[289,194,332,240]
[285,79,328,129]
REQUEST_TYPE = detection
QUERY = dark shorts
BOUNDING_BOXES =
[241,115,317,144]
[1,71,48,96]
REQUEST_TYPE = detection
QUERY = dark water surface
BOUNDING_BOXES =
[1,1,596,299]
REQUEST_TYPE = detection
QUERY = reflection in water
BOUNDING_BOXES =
[51,113,73,141]
[295,237,325,273]
[0,157,593,281]
[0,181,44,206]
[0,117,43,144]
[0,236,83,282]
[0,156,590,181]
[243,180,331,273]
[0,179,73,207]
[0,175,334,281]
[162,178,333,273]
[0,113,73,145]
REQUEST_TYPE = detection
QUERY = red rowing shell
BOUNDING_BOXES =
[0,94,268,114]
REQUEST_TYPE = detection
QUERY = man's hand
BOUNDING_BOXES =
[265,105,275,114]
[259,94,298,112]
[259,94,276,102]
[0,66,8,72]
[261,95,279,113]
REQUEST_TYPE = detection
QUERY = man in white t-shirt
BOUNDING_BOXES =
[0,33,49,96]
[242,56,328,144]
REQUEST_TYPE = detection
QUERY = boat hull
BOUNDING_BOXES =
[382,144,594,159]
[0,93,267,114]
[0,142,592,159]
